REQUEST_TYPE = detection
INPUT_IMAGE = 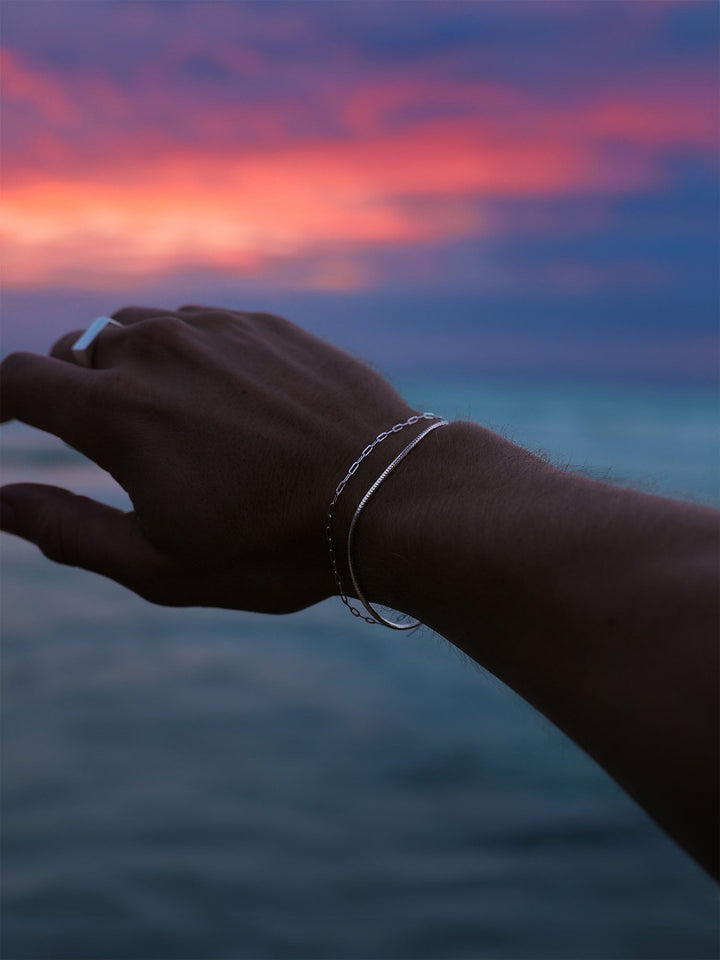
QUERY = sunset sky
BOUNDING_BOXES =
[1,1,717,379]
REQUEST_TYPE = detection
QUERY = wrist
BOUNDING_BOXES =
[325,411,446,616]
[346,419,552,636]
[331,414,720,880]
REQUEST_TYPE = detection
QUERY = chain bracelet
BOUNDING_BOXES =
[325,412,442,624]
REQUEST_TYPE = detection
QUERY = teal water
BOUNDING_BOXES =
[1,375,718,959]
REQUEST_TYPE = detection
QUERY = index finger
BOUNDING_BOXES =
[0,351,109,460]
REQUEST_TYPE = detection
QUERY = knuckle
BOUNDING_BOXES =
[111,305,161,324]
[131,316,185,351]
[190,309,235,328]
[180,307,250,333]
[111,305,142,324]
[137,315,183,336]
[178,303,234,321]
[249,311,289,330]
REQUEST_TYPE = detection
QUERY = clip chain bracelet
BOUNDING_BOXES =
[325,413,448,628]
[325,413,447,630]
[346,419,448,629]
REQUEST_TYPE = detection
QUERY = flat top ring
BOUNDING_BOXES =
[71,316,123,368]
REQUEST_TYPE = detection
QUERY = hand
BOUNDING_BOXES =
[3,307,719,878]
[0,306,415,612]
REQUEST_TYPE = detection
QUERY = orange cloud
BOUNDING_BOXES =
[0,49,715,290]
[0,117,651,288]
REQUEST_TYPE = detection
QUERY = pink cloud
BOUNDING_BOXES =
[0,48,715,290]
[0,48,79,125]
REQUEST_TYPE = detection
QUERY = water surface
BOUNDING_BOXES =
[2,375,718,959]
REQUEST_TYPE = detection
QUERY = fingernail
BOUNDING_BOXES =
[0,497,19,534]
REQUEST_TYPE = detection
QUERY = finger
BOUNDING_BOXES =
[51,309,194,366]
[177,304,227,314]
[111,305,180,325]
[0,483,180,605]
[50,329,85,362]
[50,324,126,367]
[173,308,246,337]
[177,305,288,336]
[0,353,101,452]
[177,304,252,323]
[177,305,280,324]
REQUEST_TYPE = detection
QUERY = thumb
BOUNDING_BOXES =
[0,483,176,604]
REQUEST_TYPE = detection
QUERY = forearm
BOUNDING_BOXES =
[4,307,716,877]
[348,420,719,877]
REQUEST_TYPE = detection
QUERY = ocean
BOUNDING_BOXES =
[1,374,718,960]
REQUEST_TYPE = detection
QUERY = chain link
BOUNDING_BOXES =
[325,412,442,624]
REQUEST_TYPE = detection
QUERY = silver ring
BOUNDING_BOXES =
[71,316,123,367]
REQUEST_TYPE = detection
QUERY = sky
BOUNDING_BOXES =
[0,0,718,380]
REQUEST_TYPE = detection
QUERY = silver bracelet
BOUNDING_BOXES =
[346,419,448,630]
[326,413,445,626]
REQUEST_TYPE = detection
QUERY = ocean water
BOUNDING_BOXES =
[1,375,718,960]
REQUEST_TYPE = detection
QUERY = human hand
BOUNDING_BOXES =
[0,306,415,612]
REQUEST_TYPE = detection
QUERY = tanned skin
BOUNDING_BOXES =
[1,306,717,879]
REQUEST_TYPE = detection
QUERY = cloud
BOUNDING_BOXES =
[0,13,716,292]
[0,48,79,125]
[0,106,661,289]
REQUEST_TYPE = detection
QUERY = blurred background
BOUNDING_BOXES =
[1,2,718,958]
